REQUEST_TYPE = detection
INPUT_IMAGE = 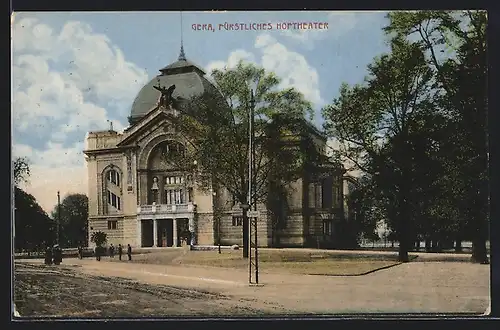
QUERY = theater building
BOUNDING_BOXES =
[84,48,347,249]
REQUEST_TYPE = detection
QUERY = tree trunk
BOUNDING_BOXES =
[471,238,488,263]
[471,208,489,264]
[398,202,410,262]
[470,173,489,264]
[425,239,431,252]
[398,233,409,262]
[435,240,443,253]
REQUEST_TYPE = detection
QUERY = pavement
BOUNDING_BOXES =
[16,255,491,315]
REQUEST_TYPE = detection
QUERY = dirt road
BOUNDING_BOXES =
[14,258,490,317]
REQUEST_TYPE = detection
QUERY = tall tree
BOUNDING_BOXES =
[322,39,434,262]
[15,187,55,251]
[345,176,383,245]
[13,158,55,250]
[164,61,317,258]
[384,10,489,263]
[14,157,30,187]
[51,193,89,248]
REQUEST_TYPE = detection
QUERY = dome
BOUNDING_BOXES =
[128,46,219,124]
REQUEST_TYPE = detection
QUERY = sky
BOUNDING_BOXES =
[11,11,391,213]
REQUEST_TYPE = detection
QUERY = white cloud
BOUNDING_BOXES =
[12,16,149,212]
[206,34,323,107]
[280,12,380,50]
[205,49,255,75]
[255,34,322,105]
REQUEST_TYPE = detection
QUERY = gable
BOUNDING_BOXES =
[117,108,177,147]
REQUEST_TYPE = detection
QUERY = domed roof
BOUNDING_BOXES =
[128,46,218,124]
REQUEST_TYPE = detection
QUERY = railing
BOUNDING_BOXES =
[137,203,195,214]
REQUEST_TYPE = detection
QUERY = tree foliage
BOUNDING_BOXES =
[14,187,55,251]
[90,231,107,247]
[13,159,55,251]
[385,10,489,262]
[14,157,30,187]
[163,61,319,256]
[323,39,434,261]
[345,177,383,243]
[323,10,488,263]
[51,193,89,248]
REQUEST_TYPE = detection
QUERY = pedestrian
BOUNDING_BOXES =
[95,246,101,261]
[77,246,82,259]
[52,245,62,265]
[127,244,132,261]
[109,244,115,258]
[44,246,53,265]
[118,244,123,261]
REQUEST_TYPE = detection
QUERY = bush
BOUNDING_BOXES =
[90,231,107,247]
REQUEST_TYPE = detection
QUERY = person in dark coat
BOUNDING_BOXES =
[118,244,123,261]
[127,244,132,261]
[52,245,62,265]
[77,246,83,259]
[109,244,115,258]
[95,246,101,261]
[44,246,53,265]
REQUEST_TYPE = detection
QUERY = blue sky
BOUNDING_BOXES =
[12,11,390,211]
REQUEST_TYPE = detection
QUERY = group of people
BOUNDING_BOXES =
[94,243,132,262]
[44,243,133,264]
[44,244,62,265]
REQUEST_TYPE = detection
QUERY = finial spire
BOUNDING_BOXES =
[178,11,186,61]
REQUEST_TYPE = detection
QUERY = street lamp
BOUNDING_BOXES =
[190,160,198,247]
[57,191,61,246]
[212,190,221,254]
[248,89,259,284]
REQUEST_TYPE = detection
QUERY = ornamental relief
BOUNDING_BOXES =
[135,121,170,145]
[126,150,134,192]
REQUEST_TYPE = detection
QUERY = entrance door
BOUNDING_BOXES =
[141,220,154,247]
[161,228,167,247]
[157,219,174,247]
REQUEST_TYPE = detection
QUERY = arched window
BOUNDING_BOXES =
[163,175,188,205]
[102,166,123,215]
[107,169,120,187]
[164,141,186,158]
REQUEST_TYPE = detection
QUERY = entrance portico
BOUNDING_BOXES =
[137,203,196,247]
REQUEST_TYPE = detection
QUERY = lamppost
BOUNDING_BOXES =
[248,88,259,284]
[57,191,61,246]
[212,190,221,254]
[190,160,197,247]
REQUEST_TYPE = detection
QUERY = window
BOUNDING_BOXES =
[107,169,120,186]
[179,189,184,203]
[108,220,117,230]
[323,220,332,236]
[321,178,333,209]
[107,190,120,210]
[232,216,243,226]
